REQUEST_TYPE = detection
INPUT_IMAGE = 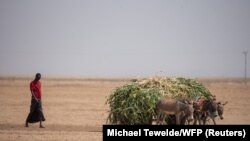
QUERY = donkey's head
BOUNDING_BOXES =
[203,98,218,118]
[182,99,194,122]
[217,101,228,120]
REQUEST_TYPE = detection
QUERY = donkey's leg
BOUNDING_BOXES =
[211,117,216,125]
[175,113,180,125]
[161,114,167,125]
[156,111,161,125]
[193,115,198,125]
[198,113,203,125]
[156,112,164,125]
[202,115,207,125]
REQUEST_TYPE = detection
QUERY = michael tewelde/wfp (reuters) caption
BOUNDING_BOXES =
[103,125,249,141]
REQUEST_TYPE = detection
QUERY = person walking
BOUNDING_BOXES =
[25,73,45,128]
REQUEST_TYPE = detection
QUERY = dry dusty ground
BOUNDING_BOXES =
[0,77,249,141]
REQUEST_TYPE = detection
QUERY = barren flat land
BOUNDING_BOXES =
[0,77,249,141]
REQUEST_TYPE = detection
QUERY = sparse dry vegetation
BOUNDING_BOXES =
[0,77,249,141]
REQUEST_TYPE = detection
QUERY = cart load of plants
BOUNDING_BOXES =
[106,77,212,124]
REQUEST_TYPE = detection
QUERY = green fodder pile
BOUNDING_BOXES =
[106,77,213,125]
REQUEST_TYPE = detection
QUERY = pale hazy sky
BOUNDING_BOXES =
[0,0,249,77]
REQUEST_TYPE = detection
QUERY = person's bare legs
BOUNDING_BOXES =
[25,121,29,127]
[40,119,45,128]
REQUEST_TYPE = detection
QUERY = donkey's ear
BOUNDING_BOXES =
[183,99,188,104]
[223,101,228,106]
[186,99,193,104]
[189,100,194,104]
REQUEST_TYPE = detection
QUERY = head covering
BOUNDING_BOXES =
[35,73,41,80]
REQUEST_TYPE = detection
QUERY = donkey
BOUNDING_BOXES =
[155,98,194,125]
[194,99,223,125]
[199,101,228,125]
[217,101,228,120]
